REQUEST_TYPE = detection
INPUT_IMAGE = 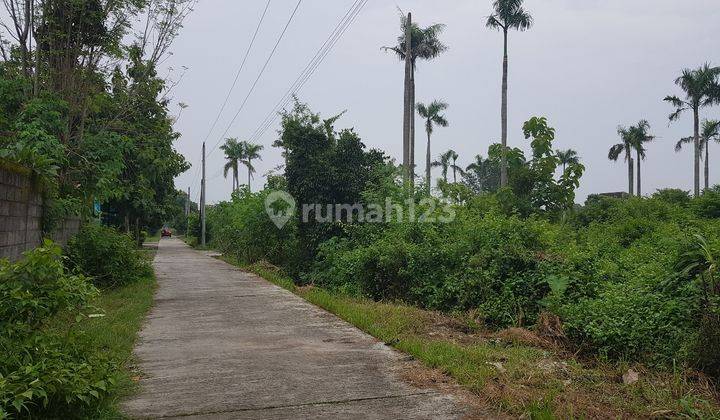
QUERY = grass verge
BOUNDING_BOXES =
[224,257,719,419]
[48,252,157,418]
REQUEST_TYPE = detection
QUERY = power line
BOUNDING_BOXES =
[248,0,368,144]
[206,0,303,159]
[188,0,272,190]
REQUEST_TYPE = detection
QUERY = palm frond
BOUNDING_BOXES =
[608,143,625,161]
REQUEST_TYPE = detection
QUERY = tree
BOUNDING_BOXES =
[629,120,654,196]
[221,138,242,192]
[240,141,263,193]
[383,11,446,185]
[431,150,453,184]
[664,64,720,197]
[486,0,533,189]
[555,149,579,173]
[464,154,499,194]
[416,100,448,193]
[448,149,462,183]
[676,119,720,191]
[609,125,636,196]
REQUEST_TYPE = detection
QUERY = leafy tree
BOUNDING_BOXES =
[416,100,448,193]
[556,149,579,173]
[276,99,385,271]
[221,138,242,192]
[609,125,637,196]
[676,119,720,191]
[383,11,446,183]
[504,117,584,216]
[486,0,533,188]
[664,64,720,197]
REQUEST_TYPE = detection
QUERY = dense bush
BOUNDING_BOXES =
[209,189,298,267]
[66,223,151,288]
[0,242,114,417]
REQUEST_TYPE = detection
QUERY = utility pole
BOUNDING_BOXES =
[200,142,206,246]
[185,186,190,238]
[402,12,413,185]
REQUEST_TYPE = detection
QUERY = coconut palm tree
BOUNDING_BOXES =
[555,149,579,173]
[609,126,636,196]
[220,138,242,192]
[416,100,449,193]
[383,11,447,184]
[486,0,533,189]
[628,120,655,196]
[664,63,720,197]
[676,119,720,191]
[431,150,453,183]
[240,141,263,192]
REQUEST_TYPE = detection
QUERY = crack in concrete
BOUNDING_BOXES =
[158,391,440,419]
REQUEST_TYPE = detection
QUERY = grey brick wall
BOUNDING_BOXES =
[0,165,80,262]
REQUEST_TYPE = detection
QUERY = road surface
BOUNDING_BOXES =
[122,237,469,419]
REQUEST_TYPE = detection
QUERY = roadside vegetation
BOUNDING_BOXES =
[1,227,156,418]
[194,97,720,417]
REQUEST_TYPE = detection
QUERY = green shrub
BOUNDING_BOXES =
[0,241,114,417]
[66,223,151,288]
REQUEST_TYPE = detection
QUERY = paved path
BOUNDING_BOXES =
[122,238,468,419]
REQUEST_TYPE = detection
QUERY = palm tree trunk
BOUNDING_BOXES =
[627,155,634,196]
[705,141,710,192]
[636,150,642,197]
[499,29,509,188]
[247,160,252,193]
[402,12,412,185]
[426,130,431,193]
[694,108,701,197]
[410,70,416,186]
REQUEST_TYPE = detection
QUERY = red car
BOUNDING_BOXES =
[161,228,172,238]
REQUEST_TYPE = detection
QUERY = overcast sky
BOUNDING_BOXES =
[165,0,720,204]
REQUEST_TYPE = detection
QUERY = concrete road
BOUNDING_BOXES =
[122,238,469,419]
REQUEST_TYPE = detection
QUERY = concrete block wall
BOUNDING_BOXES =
[0,164,80,262]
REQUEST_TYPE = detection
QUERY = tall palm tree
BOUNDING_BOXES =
[628,120,655,196]
[240,141,263,193]
[664,63,720,197]
[609,126,636,196]
[676,119,720,191]
[383,11,447,184]
[416,100,449,193]
[220,138,242,192]
[555,149,579,173]
[431,150,453,184]
[486,0,533,189]
[448,149,460,183]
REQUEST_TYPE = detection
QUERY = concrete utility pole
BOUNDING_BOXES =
[185,186,190,238]
[200,142,206,246]
[402,12,413,185]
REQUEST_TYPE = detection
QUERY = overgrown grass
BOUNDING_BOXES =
[227,257,720,419]
[46,255,157,418]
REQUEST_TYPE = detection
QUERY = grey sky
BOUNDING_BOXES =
[165,0,720,204]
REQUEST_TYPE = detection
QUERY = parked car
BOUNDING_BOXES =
[161,228,172,237]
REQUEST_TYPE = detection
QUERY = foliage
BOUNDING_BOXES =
[275,99,385,268]
[65,224,151,288]
[0,241,114,418]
